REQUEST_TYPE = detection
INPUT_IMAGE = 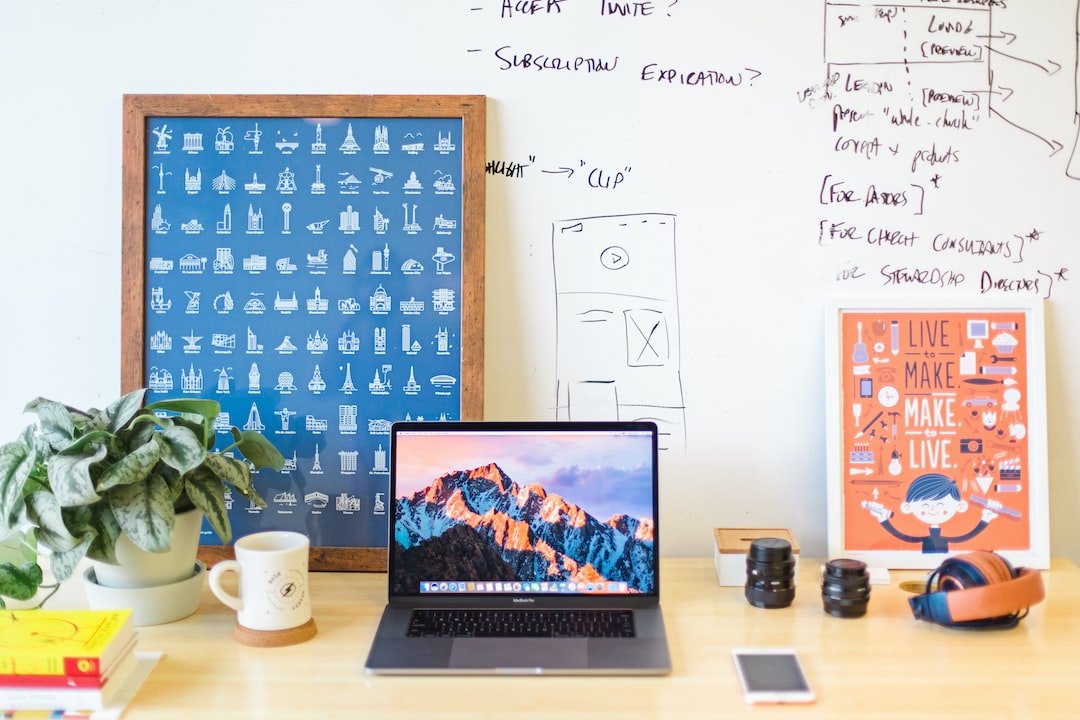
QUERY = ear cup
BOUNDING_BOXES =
[910,551,1044,628]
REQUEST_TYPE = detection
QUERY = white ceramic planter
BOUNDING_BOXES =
[83,508,207,625]
[90,508,204,589]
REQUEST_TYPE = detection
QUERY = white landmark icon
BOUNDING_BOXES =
[275,131,299,154]
[152,163,171,194]
[340,205,360,233]
[311,123,326,154]
[248,362,261,393]
[340,451,359,474]
[247,204,263,234]
[311,445,324,474]
[182,132,203,153]
[402,171,422,192]
[401,132,423,153]
[435,130,456,153]
[182,331,202,353]
[152,125,172,154]
[311,164,326,194]
[244,402,265,431]
[274,407,297,434]
[309,365,327,393]
[148,367,173,392]
[181,364,203,394]
[275,372,297,394]
[432,246,455,274]
[184,168,202,193]
[340,123,360,154]
[214,366,232,394]
[151,204,170,233]
[372,444,389,474]
[215,127,234,153]
[434,170,456,193]
[282,203,292,234]
[340,363,357,394]
[339,405,358,434]
[217,204,232,233]
[368,365,392,395]
[244,123,263,154]
[277,167,296,194]
[373,125,389,153]
[244,172,266,193]
[402,203,421,234]
[212,169,237,193]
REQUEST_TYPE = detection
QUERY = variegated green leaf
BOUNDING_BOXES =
[204,453,265,507]
[121,414,159,453]
[0,528,36,567]
[97,434,161,492]
[184,466,231,542]
[0,562,43,601]
[109,474,174,553]
[26,400,76,451]
[145,397,220,419]
[85,502,121,564]
[158,424,207,475]
[25,491,79,553]
[172,414,214,450]
[229,428,286,471]
[47,443,107,507]
[0,439,35,525]
[50,531,95,582]
[102,389,147,433]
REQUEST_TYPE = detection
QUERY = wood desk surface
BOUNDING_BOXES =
[56,558,1080,719]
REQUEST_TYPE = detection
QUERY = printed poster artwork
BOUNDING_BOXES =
[143,116,464,548]
[840,311,1032,556]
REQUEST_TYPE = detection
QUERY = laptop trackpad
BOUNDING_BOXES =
[449,638,588,671]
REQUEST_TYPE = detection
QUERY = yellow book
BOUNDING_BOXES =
[0,610,134,678]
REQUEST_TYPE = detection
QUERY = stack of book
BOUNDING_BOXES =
[0,609,137,712]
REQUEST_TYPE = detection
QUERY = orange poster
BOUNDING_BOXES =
[830,303,1048,568]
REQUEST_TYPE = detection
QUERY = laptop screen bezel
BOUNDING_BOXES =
[386,420,661,609]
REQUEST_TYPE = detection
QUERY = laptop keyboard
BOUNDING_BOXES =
[407,609,636,638]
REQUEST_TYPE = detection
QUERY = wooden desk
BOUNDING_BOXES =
[55,558,1080,719]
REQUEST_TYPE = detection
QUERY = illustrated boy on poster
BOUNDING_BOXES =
[864,473,1001,554]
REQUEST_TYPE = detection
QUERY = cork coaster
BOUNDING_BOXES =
[233,618,318,647]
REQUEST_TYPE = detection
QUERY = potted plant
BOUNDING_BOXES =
[0,388,284,614]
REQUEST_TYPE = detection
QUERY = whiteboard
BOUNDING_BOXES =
[1,0,1078,560]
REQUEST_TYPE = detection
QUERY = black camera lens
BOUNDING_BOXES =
[745,538,795,609]
[822,558,870,618]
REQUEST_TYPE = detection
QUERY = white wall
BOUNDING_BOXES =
[2,0,1078,561]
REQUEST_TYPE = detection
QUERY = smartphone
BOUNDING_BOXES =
[731,648,815,704]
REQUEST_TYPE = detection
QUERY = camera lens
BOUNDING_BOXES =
[822,558,870,618]
[745,538,795,609]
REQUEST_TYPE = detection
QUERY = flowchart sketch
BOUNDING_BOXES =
[552,213,685,450]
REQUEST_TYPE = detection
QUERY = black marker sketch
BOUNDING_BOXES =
[552,213,685,451]
[1069,1,1080,178]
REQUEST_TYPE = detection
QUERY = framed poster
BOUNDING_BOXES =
[121,95,485,570]
[825,298,1049,569]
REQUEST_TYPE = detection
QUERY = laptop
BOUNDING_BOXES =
[365,420,671,675]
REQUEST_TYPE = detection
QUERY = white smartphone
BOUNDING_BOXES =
[731,648,816,704]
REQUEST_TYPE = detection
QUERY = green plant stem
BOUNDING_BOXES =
[31,583,60,609]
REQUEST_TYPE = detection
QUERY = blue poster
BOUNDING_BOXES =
[143,116,463,548]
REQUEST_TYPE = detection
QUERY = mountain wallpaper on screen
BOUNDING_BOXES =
[394,463,655,593]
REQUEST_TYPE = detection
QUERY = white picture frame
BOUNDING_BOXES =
[825,297,1049,569]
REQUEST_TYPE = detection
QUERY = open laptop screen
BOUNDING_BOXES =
[390,422,658,598]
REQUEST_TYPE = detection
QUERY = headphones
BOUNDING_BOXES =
[908,551,1045,630]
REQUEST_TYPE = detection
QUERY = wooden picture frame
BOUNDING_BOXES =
[825,297,1049,569]
[121,95,485,570]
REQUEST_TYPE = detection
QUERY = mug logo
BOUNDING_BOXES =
[267,569,307,612]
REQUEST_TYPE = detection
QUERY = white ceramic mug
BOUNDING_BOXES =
[208,531,312,632]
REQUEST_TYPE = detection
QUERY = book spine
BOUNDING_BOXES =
[0,685,105,712]
[0,673,106,689]
[0,659,101,678]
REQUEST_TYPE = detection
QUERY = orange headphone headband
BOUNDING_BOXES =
[909,551,1045,628]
